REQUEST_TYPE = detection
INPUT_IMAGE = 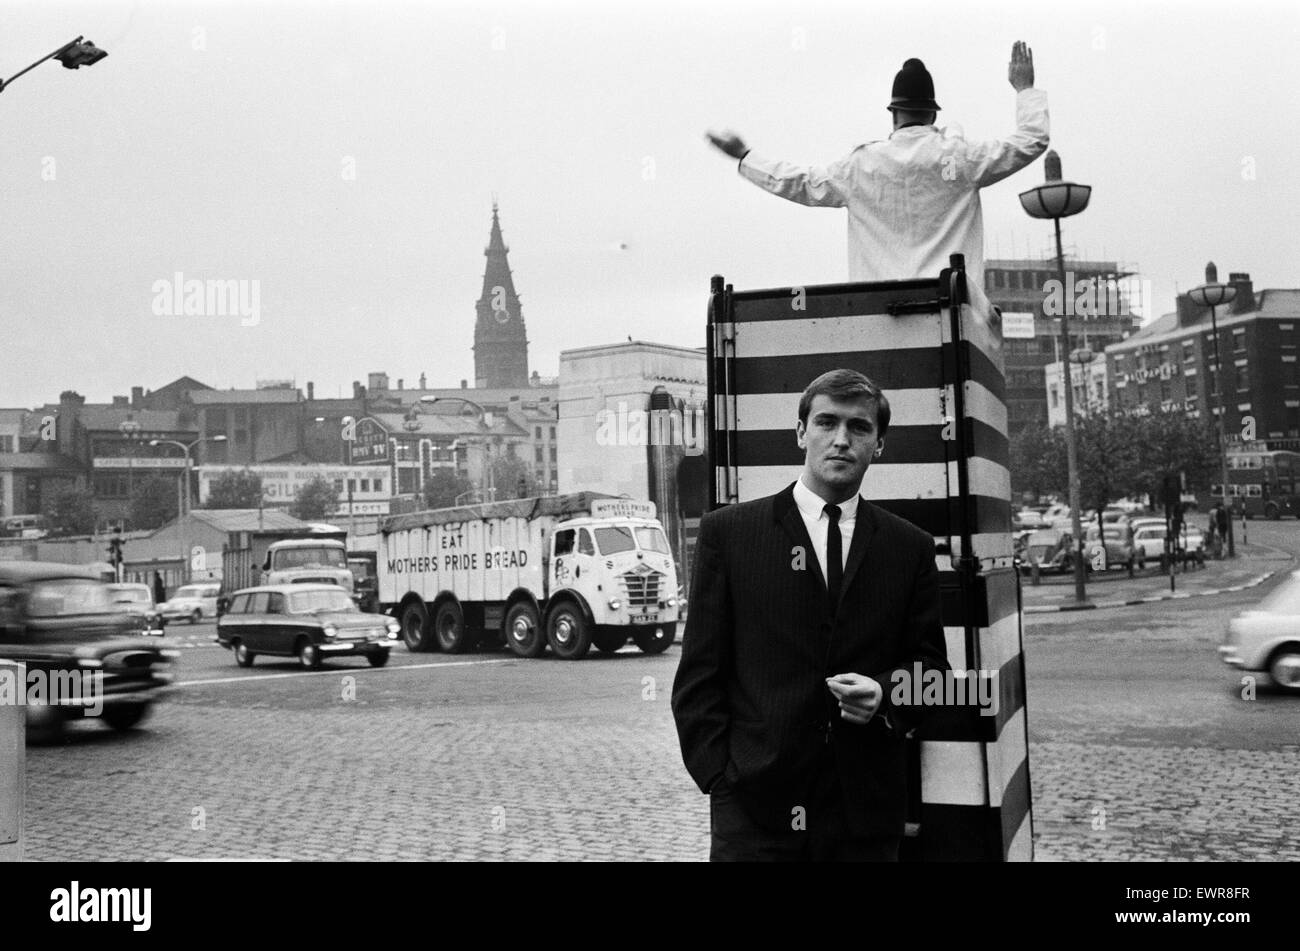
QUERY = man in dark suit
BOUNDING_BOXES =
[672,368,950,861]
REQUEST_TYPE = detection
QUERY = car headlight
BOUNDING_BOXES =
[386,620,400,635]
[607,598,621,611]
[323,624,337,639]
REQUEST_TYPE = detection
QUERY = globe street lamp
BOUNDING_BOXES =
[0,36,108,95]
[1021,150,1092,605]
[150,435,227,584]
[1187,262,1239,557]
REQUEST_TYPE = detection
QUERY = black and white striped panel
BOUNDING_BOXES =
[713,280,1011,565]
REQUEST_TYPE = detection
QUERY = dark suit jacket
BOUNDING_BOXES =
[671,482,950,836]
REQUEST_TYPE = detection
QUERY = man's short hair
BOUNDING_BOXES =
[797,369,891,439]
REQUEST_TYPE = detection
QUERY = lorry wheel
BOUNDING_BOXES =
[234,641,255,668]
[400,601,434,652]
[434,600,475,654]
[103,702,151,731]
[593,628,627,654]
[504,602,546,658]
[633,623,677,655]
[546,602,592,660]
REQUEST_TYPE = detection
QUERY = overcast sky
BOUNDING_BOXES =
[2,0,1296,408]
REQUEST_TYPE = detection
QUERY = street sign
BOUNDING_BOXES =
[1001,311,1035,339]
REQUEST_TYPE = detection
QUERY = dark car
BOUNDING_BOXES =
[0,562,177,743]
[216,583,400,669]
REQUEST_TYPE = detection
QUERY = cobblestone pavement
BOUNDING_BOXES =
[23,650,711,862]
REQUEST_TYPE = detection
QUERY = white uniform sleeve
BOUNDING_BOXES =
[961,88,1050,188]
[737,149,856,208]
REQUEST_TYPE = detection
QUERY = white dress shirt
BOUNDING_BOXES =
[737,88,1049,289]
[793,476,860,587]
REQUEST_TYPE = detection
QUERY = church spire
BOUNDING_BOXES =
[473,201,529,388]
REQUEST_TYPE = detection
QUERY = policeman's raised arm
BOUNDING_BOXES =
[962,40,1049,188]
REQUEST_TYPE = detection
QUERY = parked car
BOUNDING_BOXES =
[216,583,400,669]
[1220,570,1300,692]
[107,582,166,635]
[0,562,177,742]
[1084,523,1145,572]
[1131,522,1206,566]
[1013,509,1048,531]
[1019,528,1076,574]
[160,582,220,624]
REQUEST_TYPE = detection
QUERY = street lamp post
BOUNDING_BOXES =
[1188,262,1239,557]
[1021,150,1093,605]
[0,36,108,95]
[150,435,226,584]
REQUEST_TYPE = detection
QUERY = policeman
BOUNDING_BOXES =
[707,42,1049,289]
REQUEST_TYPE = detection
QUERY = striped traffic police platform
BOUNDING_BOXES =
[706,254,1031,861]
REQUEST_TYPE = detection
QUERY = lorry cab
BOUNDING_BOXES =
[549,515,679,630]
[261,538,354,594]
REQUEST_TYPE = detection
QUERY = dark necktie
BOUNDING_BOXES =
[824,503,842,612]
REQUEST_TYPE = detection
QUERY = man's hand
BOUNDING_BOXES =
[706,128,749,160]
[826,673,883,726]
[1008,40,1035,92]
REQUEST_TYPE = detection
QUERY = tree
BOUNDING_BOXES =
[290,474,340,521]
[422,468,474,509]
[1009,421,1066,502]
[204,469,263,509]
[1130,412,1220,503]
[43,485,97,536]
[130,475,179,531]
[490,454,536,500]
[1074,413,1142,517]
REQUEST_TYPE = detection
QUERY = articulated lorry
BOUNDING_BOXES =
[220,528,352,602]
[377,492,680,659]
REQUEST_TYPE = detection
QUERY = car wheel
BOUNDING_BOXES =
[234,640,255,668]
[400,601,433,652]
[593,627,627,654]
[545,602,592,660]
[26,704,65,746]
[1268,647,1300,693]
[433,599,475,653]
[190,609,202,624]
[297,639,323,670]
[504,601,546,658]
[632,623,676,655]
[367,649,390,668]
[103,702,151,731]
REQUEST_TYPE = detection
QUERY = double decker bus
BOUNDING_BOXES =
[1210,448,1300,519]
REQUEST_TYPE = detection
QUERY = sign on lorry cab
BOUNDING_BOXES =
[377,492,680,659]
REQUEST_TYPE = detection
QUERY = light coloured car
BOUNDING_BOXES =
[1220,570,1300,692]
[108,583,166,635]
[161,582,221,623]
[1132,524,1167,561]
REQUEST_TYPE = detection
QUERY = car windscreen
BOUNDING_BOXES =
[110,587,150,603]
[174,586,205,599]
[288,589,359,613]
[1259,577,1300,615]
[634,527,671,554]
[27,579,115,617]
[593,526,636,555]
[273,547,346,569]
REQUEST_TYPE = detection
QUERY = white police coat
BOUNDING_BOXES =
[737,89,1050,289]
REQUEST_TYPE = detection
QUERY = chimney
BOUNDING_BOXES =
[1176,293,1201,327]
[368,371,389,393]
[112,395,129,407]
[397,379,404,391]
[352,380,366,399]
[419,372,427,389]
[306,381,314,400]
[57,390,84,457]
[460,379,468,389]
[131,386,144,406]
[1228,272,1254,314]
